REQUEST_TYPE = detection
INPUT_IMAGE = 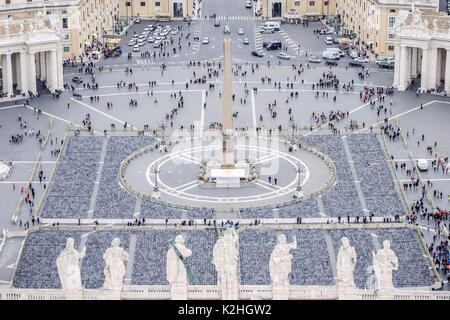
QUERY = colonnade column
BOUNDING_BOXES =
[56,46,63,89]
[428,47,438,89]
[39,52,46,81]
[49,50,57,92]
[445,50,450,93]
[398,45,409,90]
[19,51,28,94]
[411,48,418,78]
[421,48,429,91]
[393,44,401,88]
[14,53,21,91]
[436,49,442,86]
[5,53,13,96]
[28,52,36,94]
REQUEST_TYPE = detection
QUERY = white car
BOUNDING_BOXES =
[132,34,139,39]
[308,55,321,63]
[354,56,369,63]
[170,29,178,35]
[245,1,252,8]
[202,37,209,44]
[416,159,428,171]
[133,44,140,52]
[277,52,291,60]
[349,51,359,59]
[135,18,141,23]
[238,28,244,35]
[261,26,274,34]
[243,38,249,45]
[324,37,333,45]
[147,37,154,43]
[155,36,163,41]
[153,41,161,48]
[128,40,136,46]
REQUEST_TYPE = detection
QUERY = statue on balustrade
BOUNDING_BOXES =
[213,226,239,300]
[56,238,86,293]
[336,237,357,294]
[103,238,129,291]
[372,240,398,293]
[167,235,192,300]
[270,234,296,287]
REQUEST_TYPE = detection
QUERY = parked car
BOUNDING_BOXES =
[349,51,359,59]
[308,55,321,63]
[277,52,291,60]
[245,0,252,8]
[354,56,369,63]
[349,60,363,67]
[72,76,83,83]
[378,61,394,69]
[133,44,140,52]
[265,41,282,50]
[319,28,332,35]
[261,26,275,34]
[224,25,231,34]
[416,159,428,171]
[128,40,136,46]
[135,18,141,23]
[251,50,264,57]
[324,37,333,45]
[238,28,244,35]
[243,38,249,45]
[202,37,209,44]
[147,37,154,43]
[325,59,338,66]
[153,41,161,48]
[214,19,220,27]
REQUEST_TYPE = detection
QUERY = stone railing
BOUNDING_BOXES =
[1,285,449,300]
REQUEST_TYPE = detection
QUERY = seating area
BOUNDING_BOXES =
[240,206,274,219]
[94,137,155,219]
[41,137,104,218]
[375,228,435,287]
[80,231,130,289]
[329,229,375,289]
[140,200,183,219]
[277,199,320,218]
[347,134,405,216]
[13,231,82,288]
[239,229,334,286]
[186,208,214,220]
[301,135,363,217]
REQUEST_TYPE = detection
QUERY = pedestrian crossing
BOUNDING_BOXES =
[191,26,201,52]
[202,15,259,21]
[254,29,263,51]
[278,29,303,55]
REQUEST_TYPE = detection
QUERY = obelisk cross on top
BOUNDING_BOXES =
[222,36,235,168]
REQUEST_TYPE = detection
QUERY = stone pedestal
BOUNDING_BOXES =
[170,283,188,300]
[272,284,290,300]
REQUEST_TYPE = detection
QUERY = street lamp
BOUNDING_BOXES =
[151,161,161,200]
[288,119,297,145]
[295,161,303,198]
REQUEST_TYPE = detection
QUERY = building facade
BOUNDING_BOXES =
[393,7,450,92]
[0,14,63,96]
[118,0,194,20]
[336,0,438,57]
[0,0,120,59]
[260,0,336,19]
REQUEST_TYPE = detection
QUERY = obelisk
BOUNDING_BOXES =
[222,36,234,168]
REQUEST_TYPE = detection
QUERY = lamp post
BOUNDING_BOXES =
[151,161,161,200]
[295,161,303,198]
[288,119,297,146]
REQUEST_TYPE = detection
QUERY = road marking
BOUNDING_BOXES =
[251,88,257,128]
[0,105,23,111]
[173,180,198,191]
[201,90,206,138]
[70,98,125,125]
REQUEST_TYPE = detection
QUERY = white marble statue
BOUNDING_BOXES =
[336,237,357,293]
[213,226,239,300]
[56,238,86,296]
[102,238,129,291]
[372,240,398,293]
[270,234,296,300]
[167,235,192,300]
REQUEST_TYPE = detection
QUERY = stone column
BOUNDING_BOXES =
[39,52,46,81]
[421,48,429,91]
[445,50,450,93]
[398,46,408,91]
[56,46,63,89]
[19,51,28,94]
[411,48,418,78]
[49,50,57,92]
[393,44,401,87]
[45,51,51,88]
[436,48,442,86]
[28,52,37,94]
[13,53,19,90]
[4,53,13,96]
[428,47,438,89]
[221,36,234,167]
